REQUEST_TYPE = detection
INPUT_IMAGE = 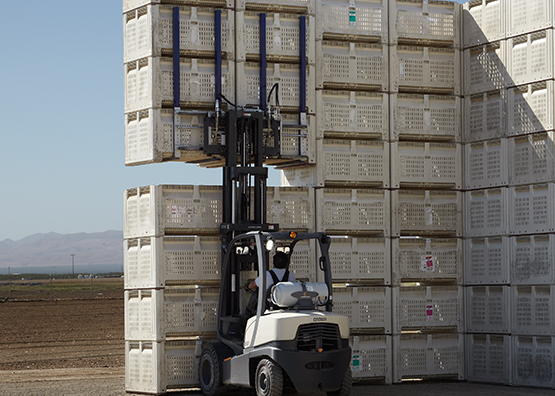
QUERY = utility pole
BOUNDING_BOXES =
[70,254,76,279]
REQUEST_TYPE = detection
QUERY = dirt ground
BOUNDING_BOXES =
[0,298,554,396]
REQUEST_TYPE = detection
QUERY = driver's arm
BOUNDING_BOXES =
[248,280,258,290]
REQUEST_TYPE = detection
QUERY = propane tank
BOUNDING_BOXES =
[270,281,329,308]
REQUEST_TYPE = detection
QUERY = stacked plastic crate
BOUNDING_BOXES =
[122,0,234,392]
[463,0,555,388]
[281,0,393,384]
[389,0,464,383]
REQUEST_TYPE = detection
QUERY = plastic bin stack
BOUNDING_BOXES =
[463,0,555,388]
[388,0,464,383]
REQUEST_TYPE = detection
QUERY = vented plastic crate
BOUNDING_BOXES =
[123,5,234,63]
[508,30,554,87]
[124,108,207,166]
[393,286,463,332]
[463,0,506,48]
[464,188,509,237]
[463,42,507,96]
[350,335,392,383]
[333,286,392,333]
[508,81,555,137]
[281,139,389,188]
[235,62,316,113]
[509,132,555,186]
[465,286,511,333]
[512,285,555,336]
[508,0,555,37]
[391,190,463,237]
[316,90,389,140]
[463,91,507,143]
[464,237,510,285]
[316,188,390,236]
[389,0,461,47]
[265,186,315,231]
[125,339,201,394]
[512,335,555,388]
[390,93,461,141]
[123,0,234,13]
[328,237,391,284]
[510,183,555,235]
[235,11,315,63]
[125,287,219,340]
[391,142,462,189]
[235,0,315,13]
[511,234,555,285]
[124,57,235,113]
[466,334,511,385]
[390,46,461,95]
[271,113,316,166]
[124,185,222,238]
[316,0,388,43]
[392,238,462,285]
[393,333,464,382]
[464,139,509,189]
[316,41,388,91]
[124,236,221,288]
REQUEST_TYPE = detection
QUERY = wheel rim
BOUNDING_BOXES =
[201,357,213,387]
[258,369,269,395]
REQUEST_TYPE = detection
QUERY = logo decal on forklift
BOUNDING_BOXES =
[313,317,328,322]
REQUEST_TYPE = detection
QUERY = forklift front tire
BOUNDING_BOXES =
[199,345,225,396]
[255,358,283,396]
[326,366,352,396]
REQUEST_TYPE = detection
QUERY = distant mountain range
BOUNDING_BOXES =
[0,231,123,271]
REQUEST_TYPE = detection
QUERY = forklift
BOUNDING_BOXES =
[169,9,352,396]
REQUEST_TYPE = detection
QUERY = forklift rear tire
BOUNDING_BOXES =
[255,358,283,396]
[326,366,352,396]
[199,345,225,396]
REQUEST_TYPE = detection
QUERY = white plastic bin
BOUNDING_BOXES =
[350,335,392,383]
[464,139,509,189]
[390,45,461,95]
[316,90,389,140]
[328,237,391,284]
[235,0,315,13]
[391,142,462,189]
[508,81,555,137]
[125,339,201,394]
[316,41,388,91]
[511,234,555,285]
[512,335,555,388]
[509,183,555,235]
[316,188,390,236]
[333,286,392,333]
[463,42,507,96]
[124,57,235,113]
[393,333,464,382]
[463,91,507,143]
[316,0,388,43]
[265,186,315,231]
[391,190,463,237]
[508,0,555,37]
[464,188,509,237]
[281,139,390,188]
[508,30,554,86]
[509,132,555,186]
[123,5,234,63]
[390,93,461,142]
[393,286,463,332]
[389,0,461,47]
[123,0,234,13]
[512,285,555,336]
[392,238,463,285]
[465,286,511,333]
[125,287,219,340]
[463,0,506,48]
[235,11,315,63]
[466,334,511,385]
[464,237,510,285]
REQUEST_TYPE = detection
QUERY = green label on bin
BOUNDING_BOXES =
[349,11,356,26]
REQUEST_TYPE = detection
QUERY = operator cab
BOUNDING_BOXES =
[217,231,334,354]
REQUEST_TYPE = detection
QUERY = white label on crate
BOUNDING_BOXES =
[274,34,281,48]
[400,63,404,77]
[350,108,356,124]
[421,255,435,272]
[426,304,433,319]
[352,355,361,371]
[424,110,431,126]
[425,207,433,225]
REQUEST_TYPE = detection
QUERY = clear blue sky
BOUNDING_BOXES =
[0,1,467,242]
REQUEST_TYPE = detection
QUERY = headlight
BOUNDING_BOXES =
[265,238,275,251]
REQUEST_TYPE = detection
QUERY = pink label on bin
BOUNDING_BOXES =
[426,304,433,319]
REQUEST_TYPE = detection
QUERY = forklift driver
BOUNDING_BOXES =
[247,251,296,291]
